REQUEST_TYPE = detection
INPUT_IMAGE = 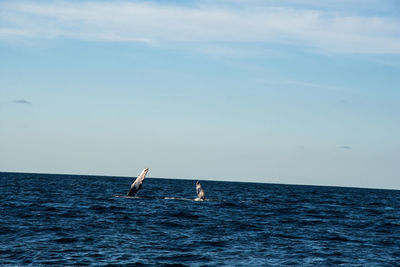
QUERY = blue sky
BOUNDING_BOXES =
[1,0,399,189]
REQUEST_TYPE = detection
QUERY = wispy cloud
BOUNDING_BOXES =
[1,1,399,54]
[13,99,32,105]
[339,146,352,150]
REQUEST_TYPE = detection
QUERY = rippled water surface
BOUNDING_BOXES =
[1,172,400,266]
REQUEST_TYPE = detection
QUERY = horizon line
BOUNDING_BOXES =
[1,170,398,191]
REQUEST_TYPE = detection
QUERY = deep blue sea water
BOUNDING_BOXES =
[1,172,399,266]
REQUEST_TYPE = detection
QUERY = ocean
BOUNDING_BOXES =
[1,172,399,266]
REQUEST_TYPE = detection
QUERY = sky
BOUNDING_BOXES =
[1,0,399,189]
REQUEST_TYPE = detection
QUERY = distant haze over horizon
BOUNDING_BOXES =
[1,0,399,190]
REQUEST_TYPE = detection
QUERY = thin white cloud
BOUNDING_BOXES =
[1,1,399,54]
